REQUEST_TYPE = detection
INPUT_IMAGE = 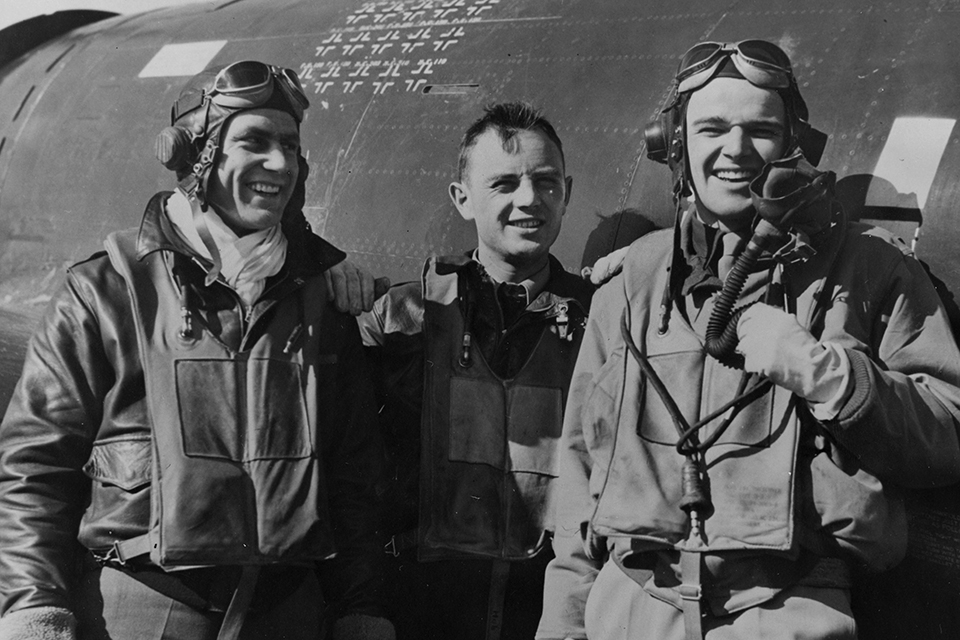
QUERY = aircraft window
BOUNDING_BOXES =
[139,41,227,78]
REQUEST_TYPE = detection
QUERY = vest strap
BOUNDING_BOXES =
[217,565,261,640]
[107,535,153,565]
[679,550,703,640]
[484,560,510,640]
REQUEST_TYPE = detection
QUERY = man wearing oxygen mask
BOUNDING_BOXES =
[0,61,393,640]
[538,40,960,640]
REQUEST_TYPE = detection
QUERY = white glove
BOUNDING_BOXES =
[736,303,848,403]
[332,614,396,640]
[581,246,629,286]
[324,260,391,316]
[0,607,77,640]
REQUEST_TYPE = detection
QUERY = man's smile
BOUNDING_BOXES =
[508,218,544,229]
[247,181,283,196]
[713,168,757,183]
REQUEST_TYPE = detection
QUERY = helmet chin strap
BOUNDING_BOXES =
[177,184,224,286]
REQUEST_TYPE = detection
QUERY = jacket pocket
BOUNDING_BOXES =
[801,446,907,571]
[175,358,312,461]
[448,376,505,468]
[507,384,563,476]
[82,436,152,491]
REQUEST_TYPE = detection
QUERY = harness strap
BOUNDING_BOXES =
[107,535,153,565]
[217,565,261,640]
[679,551,703,640]
[485,560,510,640]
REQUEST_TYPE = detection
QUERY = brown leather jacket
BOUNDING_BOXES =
[0,193,388,620]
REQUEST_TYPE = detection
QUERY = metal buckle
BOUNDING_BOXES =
[383,536,400,558]
[109,540,130,565]
[678,583,702,602]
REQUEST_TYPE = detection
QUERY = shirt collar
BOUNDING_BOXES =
[470,249,551,304]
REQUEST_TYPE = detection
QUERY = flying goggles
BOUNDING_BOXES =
[675,39,795,94]
[172,60,310,124]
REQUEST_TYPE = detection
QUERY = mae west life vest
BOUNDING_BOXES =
[417,257,587,561]
[104,229,336,568]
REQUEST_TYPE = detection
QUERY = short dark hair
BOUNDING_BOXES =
[456,102,565,182]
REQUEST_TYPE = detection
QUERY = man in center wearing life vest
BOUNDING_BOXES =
[537,39,960,640]
[358,102,593,640]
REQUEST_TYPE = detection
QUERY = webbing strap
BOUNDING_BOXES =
[109,535,153,564]
[216,565,260,640]
[679,551,703,640]
[485,560,511,640]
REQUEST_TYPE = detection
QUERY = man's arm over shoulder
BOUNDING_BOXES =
[357,282,425,348]
[315,307,392,625]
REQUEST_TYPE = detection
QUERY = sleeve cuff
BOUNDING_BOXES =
[806,341,853,420]
[0,607,77,640]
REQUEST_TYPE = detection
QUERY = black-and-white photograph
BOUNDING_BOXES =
[1,2,959,639]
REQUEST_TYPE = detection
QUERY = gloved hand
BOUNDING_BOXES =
[0,606,77,640]
[736,303,848,403]
[332,614,396,640]
[581,246,629,286]
[324,260,391,316]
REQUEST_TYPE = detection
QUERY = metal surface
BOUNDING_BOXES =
[0,1,959,636]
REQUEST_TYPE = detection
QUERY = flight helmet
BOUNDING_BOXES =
[644,40,827,198]
[155,60,310,209]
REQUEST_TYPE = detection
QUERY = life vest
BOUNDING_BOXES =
[417,257,588,561]
[104,228,336,568]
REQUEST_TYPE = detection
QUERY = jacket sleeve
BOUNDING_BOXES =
[316,308,391,621]
[536,275,623,640]
[824,245,960,488]
[0,268,110,616]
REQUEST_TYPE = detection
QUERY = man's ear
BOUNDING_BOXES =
[449,182,473,221]
[563,176,573,208]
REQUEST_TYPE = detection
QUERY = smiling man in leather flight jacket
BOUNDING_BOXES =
[0,61,394,640]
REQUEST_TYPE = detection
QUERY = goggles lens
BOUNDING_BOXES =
[214,60,272,94]
[209,60,309,120]
[676,40,793,94]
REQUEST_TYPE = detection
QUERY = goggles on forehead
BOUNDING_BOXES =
[208,60,309,121]
[675,40,794,94]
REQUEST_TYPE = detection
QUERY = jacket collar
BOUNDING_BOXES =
[435,251,593,312]
[135,192,346,279]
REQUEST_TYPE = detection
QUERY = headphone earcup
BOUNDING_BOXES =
[645,110,684,171]
[644,116,670,164]
[155,126,195,171]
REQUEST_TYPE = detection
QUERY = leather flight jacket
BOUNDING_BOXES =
[0,193,388,619]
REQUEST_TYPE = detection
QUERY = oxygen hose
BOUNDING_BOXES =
[703,154,833,365]
[703,219,788,365]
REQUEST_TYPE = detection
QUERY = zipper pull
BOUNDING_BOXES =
[556,301,570,341]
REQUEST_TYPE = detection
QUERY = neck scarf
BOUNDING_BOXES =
[166,190,287,308]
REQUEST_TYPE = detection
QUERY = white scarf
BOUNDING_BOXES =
[166,190,288,308]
